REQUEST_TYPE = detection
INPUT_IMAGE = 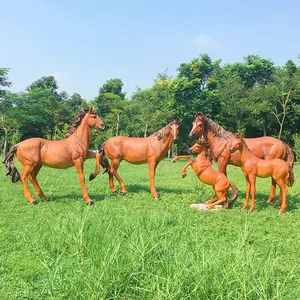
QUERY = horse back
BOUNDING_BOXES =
[243,136,286,160]
[104,136,150,164]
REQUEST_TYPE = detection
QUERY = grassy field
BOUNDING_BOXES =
[0,158,300,299]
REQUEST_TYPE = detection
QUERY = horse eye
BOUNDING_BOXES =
[91,115,96,119]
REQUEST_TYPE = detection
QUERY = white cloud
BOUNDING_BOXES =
[195,34,219,48]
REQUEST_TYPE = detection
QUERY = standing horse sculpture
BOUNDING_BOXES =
[3,107,105,205]
[171,138,238,208]
[230,134,294,214]
[189,112,295,202]
[90,118,179,199]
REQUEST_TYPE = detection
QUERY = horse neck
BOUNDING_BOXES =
[239,140,254,164]
[204,131,227,158]
[72,120,92,146]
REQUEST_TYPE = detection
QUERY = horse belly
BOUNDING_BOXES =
[121,143,148,164]
[41,146,74,169]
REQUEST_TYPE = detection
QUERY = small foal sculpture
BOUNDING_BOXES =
[172,138,238,208]
[230,134,294,214]
[3,107,105,205]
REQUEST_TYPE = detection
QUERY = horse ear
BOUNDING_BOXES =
[199,112,204,117]
[194,112,198,117]
[239,133,243,138]
[88,107,93,114]
[176,116,179,122]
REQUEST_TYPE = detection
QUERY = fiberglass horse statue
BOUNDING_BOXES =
[230,134,294,214]
[90,117,179,199]
[3,107,105,205]
[189,112,295,203]
[171,138,238,208]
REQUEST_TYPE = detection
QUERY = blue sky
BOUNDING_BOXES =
[1,0,300,100]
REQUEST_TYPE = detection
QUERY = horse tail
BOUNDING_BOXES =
[227,181,238,204]
[284,142,294,170]
[89,142,110,181]
[3,144,20,183]
[98,142,110,174]
[287,165,295,187]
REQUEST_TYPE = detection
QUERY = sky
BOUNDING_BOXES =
[1,0,300,101]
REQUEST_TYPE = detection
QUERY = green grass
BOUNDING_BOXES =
[0,159,300,299]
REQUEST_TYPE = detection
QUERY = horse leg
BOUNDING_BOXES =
[181,161,193,178]
[110,159,127,194]
[242,176,251,210]
[88,151,100,180]
[73,158,93,205]
[276,179,288,215]
[206,191,226,209]
[248,175,257,213]
[20,164,37,205]
[148,159,159,199]
[28,164,47,200]
[266,178,276,204]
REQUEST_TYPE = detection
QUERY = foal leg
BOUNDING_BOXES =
[266,178,276,204]
[276,179,288,215]
[110,159,127,194]
[28,164,47,200]
[148,158,159,199]
[73,158,93,205]
[242,176,251,210]
[248,175,257,213]
[20,164,37,205]
[206,191,226,208]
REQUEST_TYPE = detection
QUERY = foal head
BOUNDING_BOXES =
[188,138,207,154]
[230,133,243,153]
[189,112,206,139]
[85,107,106,130]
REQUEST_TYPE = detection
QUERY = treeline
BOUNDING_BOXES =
[1,54,300,159]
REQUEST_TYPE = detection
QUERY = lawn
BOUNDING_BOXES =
[0,158,299,299]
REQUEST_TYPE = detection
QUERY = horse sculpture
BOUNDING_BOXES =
[230,134,294,214]
[3,107,105,205]
[189,112,295,202]
[171,138,238,208]
[90,117,179,199]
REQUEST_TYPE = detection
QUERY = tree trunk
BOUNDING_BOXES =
[3,128,8,156]
[116,112,120,136]
[144,120,149,137]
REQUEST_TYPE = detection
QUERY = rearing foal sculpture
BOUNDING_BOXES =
[3,107,105,205]
[189,112,295,203]
[90,117,179,199]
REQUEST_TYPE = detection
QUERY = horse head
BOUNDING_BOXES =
[230,133,243,153]
[189,112,206,139]
[169,117,179,144]
[85,107,106,130]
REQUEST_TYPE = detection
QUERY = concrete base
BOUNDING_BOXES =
[189,203,223,210]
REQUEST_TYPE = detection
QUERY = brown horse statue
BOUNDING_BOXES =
[3,107,105,205]
[90,117,179,199]
[189,112,295,202]
[171,138,238,208]
[230,134,294,214]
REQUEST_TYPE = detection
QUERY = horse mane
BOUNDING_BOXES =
[202,116,232,140]
[65,108,90,137]
[198,139,214,163]
[152,120,177,144]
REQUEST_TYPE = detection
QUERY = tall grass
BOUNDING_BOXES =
[0,160,299,299]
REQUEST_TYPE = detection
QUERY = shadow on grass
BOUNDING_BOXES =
[126,183,192,194]
[44,193,106,202]
[235,191,299,212]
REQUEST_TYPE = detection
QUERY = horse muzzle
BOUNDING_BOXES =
[230,148,235,153]
[173,137,178,144]
[99,123,106,130]
[188,133,194,139]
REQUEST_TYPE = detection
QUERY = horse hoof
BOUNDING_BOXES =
[30,200,38,205]
[154,194,160,200]
[89,173,95,181]
[86,201,94,206]
[120,192,127,196]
